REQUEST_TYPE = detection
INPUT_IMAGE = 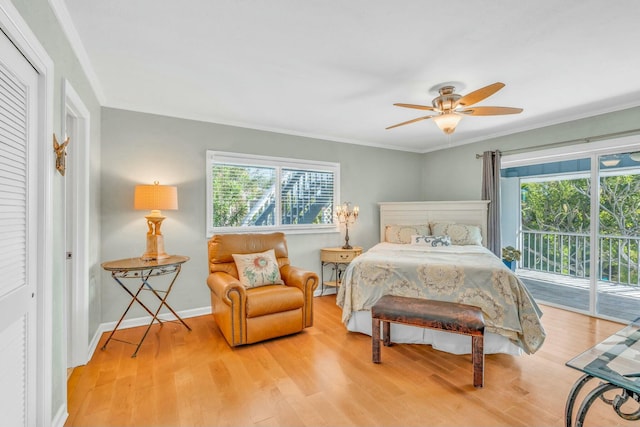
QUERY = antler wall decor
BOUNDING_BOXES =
[53,134,70,176]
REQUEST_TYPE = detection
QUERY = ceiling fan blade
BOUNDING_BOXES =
[386,115,435,130]
[458,106,523,116]
[393,103,436,111]
[457,82,505,107]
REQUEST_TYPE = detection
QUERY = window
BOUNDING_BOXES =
[206,151,339,235]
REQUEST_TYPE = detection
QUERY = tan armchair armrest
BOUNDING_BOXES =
[280,265,318,293]
[207,271,246,308]
[280,265,318,328]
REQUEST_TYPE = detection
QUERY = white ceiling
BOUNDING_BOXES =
[59,0,640,153]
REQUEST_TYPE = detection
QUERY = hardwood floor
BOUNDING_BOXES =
[66,296,633,427]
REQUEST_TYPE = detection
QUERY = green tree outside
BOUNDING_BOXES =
[521,173,640,285]
[212,165,275,227]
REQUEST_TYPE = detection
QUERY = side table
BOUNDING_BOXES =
[565,317,640,426]
[101,255,191,357]
[320,246,362,295]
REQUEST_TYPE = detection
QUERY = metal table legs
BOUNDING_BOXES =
[565,374,640,427]
[101,264,191,357]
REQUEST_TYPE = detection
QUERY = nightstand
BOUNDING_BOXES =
[320,246,362,295]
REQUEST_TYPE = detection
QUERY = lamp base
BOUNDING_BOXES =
[141,234,170,261]
[140,213,170,260]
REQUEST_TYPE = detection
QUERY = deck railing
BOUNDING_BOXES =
[520,230,640,286]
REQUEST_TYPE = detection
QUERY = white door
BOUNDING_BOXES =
[0,29,39,426]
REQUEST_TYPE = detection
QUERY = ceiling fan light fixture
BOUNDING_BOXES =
[387,82,522,135]
[601,158,621,167]
[432,113,462,135]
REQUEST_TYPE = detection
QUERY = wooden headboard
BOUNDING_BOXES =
[378,201,490,247]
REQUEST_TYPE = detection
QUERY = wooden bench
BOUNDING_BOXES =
[371,295,486,388]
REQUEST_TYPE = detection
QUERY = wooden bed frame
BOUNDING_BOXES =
[378,200,490,247]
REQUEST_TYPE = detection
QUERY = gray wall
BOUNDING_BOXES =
[421,107,640,201]
[9,0,102,420]
[100,107,423,322]
[10,0,640,421]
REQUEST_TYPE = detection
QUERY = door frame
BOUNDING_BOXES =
[0,1,54,424]
[62,80,91,368]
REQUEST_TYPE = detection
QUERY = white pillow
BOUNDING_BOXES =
[385,224,431,244]
[430,223,482,246]
[232,249,284,288]
[410,234,451,247]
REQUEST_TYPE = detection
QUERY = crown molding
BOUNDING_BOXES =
[48,0,105,103]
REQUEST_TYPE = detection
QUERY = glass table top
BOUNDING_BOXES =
[566,318,640,394]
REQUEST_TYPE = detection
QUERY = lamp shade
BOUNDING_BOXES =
[134,182,178,211]
[432,113,462,135]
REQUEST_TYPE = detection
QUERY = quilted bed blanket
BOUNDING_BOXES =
[336,243,546,354]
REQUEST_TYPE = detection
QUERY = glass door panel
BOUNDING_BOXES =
[503,157,592,313]
[596,152,640,321]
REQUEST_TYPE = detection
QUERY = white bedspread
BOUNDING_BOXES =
[336,243,546,354]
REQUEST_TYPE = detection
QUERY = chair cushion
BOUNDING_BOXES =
[246,285,304,318]
[232,249,284,288]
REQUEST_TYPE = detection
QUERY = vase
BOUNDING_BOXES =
[502,259,516,271]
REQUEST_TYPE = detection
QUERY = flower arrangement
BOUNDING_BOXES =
[502,246,521,262]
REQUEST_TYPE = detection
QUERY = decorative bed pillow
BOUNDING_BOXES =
[410,234,452,247]
[385,224,431,244]
[232,249,284,288]
[431,222,482,246]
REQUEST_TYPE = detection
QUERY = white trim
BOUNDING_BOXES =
[502,135,640,167]
[206,151,340,237]
[88,306,212,359]
[51,404,67,427]
[589,153,599,314]
[62,79,91,367]
[47,0,105,103]
[209,150,343,171]
[0,0,55,425]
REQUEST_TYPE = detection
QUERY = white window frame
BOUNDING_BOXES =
[206,151,340,236]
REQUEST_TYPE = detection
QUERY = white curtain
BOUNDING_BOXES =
[482,150,501,256]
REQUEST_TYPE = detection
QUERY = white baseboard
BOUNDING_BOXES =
[85,295,335,362]
[51,403,67,427]
[314,288,337,297]
[87,306,212,361]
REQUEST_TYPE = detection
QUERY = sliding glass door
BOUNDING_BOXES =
[501,141,640,322]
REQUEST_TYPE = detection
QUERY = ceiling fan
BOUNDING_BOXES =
[386,82,523,134]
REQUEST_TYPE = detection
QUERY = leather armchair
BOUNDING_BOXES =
[206,232,318,347]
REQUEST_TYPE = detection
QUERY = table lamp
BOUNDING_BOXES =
[134,181,178,260]
[335,202,359,249]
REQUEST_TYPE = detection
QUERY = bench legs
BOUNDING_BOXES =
[372,317,484,388]
[372,318,381,363]
[372,319,393,364]
[472,335,484,388]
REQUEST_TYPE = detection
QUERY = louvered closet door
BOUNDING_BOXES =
[0,30,38,426]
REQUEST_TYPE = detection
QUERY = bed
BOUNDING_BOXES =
[336,200,546,356]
